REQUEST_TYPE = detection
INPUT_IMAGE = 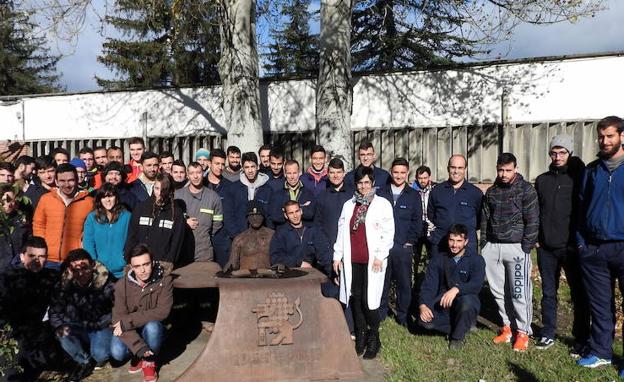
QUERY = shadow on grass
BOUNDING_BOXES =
[507,361,540,382]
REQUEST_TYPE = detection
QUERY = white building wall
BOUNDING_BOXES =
[1,54,623,140]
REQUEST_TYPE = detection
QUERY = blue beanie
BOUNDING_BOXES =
[69,158,86,170]
[195,148,210,160]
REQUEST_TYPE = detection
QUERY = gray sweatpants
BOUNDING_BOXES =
[482,242,533,334]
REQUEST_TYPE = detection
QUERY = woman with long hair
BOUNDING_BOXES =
[333,166,394,360]
[83,182,131,278]
[125,173,185,274]
[0,183,31,272]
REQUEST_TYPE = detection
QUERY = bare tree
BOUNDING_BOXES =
[218,0,263,152]
[315,0,604,171]
[317,0,354,170]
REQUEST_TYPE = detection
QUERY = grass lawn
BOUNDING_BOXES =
[378,254,623,381]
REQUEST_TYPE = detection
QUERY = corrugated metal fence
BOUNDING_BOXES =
[24,119,599,183]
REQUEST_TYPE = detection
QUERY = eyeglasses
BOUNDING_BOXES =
[549,151,569,158]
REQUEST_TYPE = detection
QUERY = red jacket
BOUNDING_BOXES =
[33,189,94,263]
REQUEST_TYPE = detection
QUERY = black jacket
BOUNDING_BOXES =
[0,265,58,335]
[125,198,186,265]
[49,261,115,330]
[535,157,584,249]
[0,212,31,273]
[378,184,423,247]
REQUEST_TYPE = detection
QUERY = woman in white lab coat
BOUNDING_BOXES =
[333,165,394,360]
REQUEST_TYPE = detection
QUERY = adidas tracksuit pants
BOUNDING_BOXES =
[482,242,533,335]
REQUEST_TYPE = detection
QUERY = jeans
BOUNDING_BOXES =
[110,321,165,361]
[56,325,112,365]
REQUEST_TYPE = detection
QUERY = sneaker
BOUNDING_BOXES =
[513,331,529,352]
[448,339,465,350]
[493,326,512,344]
[142,360,158,382]
[128,358,142,374]
[570,342,589,359]
[577,354,611,368]
[535,337,555,350]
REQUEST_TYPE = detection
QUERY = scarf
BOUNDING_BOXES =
[352,190,375,231]
[306,166,328,183]
[285,181,303,201]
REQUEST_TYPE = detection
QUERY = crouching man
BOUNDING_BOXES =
[111,243,173,382]
[50,249,115,381]
[418,224,485,349]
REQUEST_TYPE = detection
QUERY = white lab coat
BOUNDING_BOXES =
[333,195,395,309]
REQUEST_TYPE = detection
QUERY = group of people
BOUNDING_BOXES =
[1,115,624,380]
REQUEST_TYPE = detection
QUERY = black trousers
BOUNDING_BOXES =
[350,263,380,333]
[537,246,589,342]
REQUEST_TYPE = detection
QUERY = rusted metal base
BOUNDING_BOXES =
[173,264,363,381]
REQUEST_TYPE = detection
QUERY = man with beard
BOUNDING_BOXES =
[13,155,36,192]
[175,162,223,262]
[418,224,485,350]
[481,152,539,352]
[33,163,94,268]
[101,161,138,211]
[258,144,272,175]
[225,201,274,271]
[0,237,62,380]
[534,135,589,353]
[576,116,624,372]
[129,152,160,203]
[171,160,188,189]
[93,146,109,189]
[266,147,285,192]
[206,149,244,267]
[222,146,242,182]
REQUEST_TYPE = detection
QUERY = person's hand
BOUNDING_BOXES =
[113,321,123,337]
[333,260,342,275]
[144,350,154,357]
[56,325,71,337]
[440,287,459,309]
[301,261,312,268]
[186,217,199,230]
[535,242,540,249]
[333,277,339,286]
[372,258,383,273]
[419,304,433,323]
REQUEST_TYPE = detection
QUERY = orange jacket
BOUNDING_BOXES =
[126,159,142,184]
[32,189,94,264]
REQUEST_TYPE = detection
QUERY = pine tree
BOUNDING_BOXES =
[0,0,61,95]
[263,0,319,78]
[351,0,484,72]
[97,0,220,90]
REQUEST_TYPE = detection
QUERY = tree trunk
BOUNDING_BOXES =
[218,0,263,153]
[316,0,353,170]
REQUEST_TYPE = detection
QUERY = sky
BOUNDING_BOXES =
[53,0,624,93]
